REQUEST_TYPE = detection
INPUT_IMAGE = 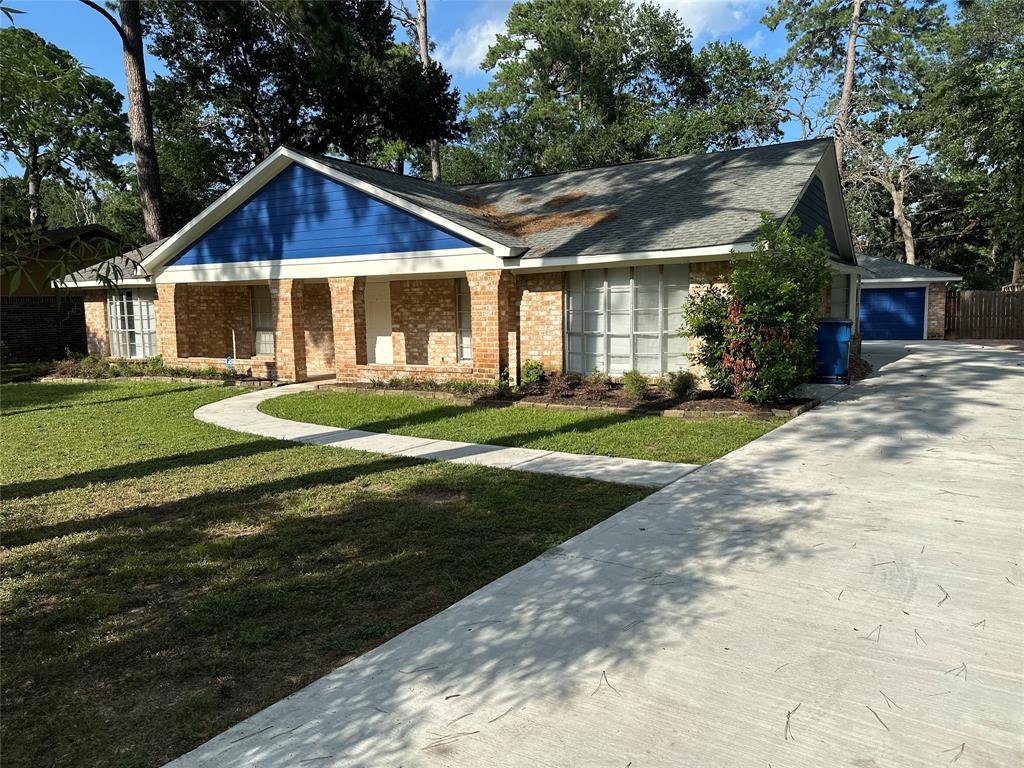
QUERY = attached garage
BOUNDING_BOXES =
[857,255,961,341]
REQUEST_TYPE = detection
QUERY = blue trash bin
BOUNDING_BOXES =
[813,320,853,383]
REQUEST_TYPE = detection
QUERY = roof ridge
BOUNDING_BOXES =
[456,138,831,189]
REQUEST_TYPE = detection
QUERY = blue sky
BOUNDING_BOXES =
[2,0,795,176]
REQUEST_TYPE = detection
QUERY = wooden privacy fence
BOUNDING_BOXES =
[945,290,1024,339]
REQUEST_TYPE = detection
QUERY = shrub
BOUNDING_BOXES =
[521,358,545,387]
[663,370,699,401]
[444,379,492,396]
[49,355,233,381]
[621,369,649,399]
[683,214,831,404]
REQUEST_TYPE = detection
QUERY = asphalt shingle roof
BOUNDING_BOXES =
[859,254,960,281]
[64,238,165,284]
[297,139,833,260]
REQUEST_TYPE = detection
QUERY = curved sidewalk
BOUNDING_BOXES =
[194,383,699,488]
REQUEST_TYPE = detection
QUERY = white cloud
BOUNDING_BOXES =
[435,19,505,75]
[654,0,756,39]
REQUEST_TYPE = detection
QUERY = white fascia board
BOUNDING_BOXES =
[55,277,155,290]
[863,277,962,287]
[505,243,752,273]
[154,248,502,284]
[143,147,519,277]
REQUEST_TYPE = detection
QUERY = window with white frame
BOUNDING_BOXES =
[250,285,275,356]
[829,272,851,319]
[565,264,689,375]
[107,289,157,358]
[456,277,472,362]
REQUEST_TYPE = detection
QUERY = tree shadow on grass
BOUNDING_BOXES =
[2,382,213,415]
[2,438,293,502]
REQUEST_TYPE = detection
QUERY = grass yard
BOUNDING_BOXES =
[262,390,785,465]
[0,381,647,768]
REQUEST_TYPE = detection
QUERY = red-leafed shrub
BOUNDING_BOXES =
[683,214,831,404]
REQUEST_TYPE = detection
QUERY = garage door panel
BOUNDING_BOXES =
[860,287,926,340]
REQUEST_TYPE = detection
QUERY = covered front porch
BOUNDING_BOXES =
[154,270,520,384]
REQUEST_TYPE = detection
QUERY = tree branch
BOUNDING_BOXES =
[79,0,130,48]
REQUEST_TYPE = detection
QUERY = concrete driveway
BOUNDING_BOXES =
[171,341,1024,768]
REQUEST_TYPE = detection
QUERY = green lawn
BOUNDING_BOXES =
[262,390,785,465]
[0,381,646,768]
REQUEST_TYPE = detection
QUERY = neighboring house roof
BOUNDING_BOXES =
[3,224,126,296]
[141,138,854,278]
[859,254,962,283]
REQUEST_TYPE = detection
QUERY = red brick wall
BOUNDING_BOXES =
[169,284,254,360]
[927,284,947,339]
[466,269,514,381]
[83,291,109,357]
[390,278,459,366]
[302,282,335,373]
[517,272,564,374]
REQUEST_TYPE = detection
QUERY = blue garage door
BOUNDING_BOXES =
[860,287,926,340]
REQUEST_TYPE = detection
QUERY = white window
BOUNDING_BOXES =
[565,265,689,375]
[250,285,275,356]
[456,278,472,362]
[107,289,157,358]
[830,273,851,319]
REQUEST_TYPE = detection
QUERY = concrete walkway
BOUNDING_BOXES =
[176,342,1023,768]
[194,384,699,488]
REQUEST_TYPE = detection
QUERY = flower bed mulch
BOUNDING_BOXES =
[322,375,816,419]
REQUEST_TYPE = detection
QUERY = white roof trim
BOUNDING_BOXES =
[154,248,503,284]
[506,242,753,271]
[862,275,962,284]
[141,147,520,276]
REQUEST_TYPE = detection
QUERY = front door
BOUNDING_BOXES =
[364,282,394,364]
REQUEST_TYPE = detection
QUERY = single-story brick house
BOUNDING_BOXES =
[858,255,961,340]
[68,138,861,383]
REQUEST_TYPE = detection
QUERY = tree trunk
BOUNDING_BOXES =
[119,0,165,241]
[891,187,916,265]
[415,0,441,182]
[835,0,863,175]
[26,147,43,227]
[1012,256,1021,286]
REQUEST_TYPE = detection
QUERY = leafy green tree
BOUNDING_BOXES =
[683,215,831,403]
[146,0,463,172]
[764,0,946,263]
[922,0,1023,286]
[763,0,946,173]
[0,27,128,226]
[460,0,780,180]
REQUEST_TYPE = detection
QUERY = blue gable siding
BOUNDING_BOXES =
[793,175,840,256]
[169,163,473,266]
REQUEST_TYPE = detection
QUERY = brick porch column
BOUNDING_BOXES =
[328,276,366,382]
[154,284,185,361]
[271,279,307,382]
[83,290,109,357]
[466,269,513,382]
